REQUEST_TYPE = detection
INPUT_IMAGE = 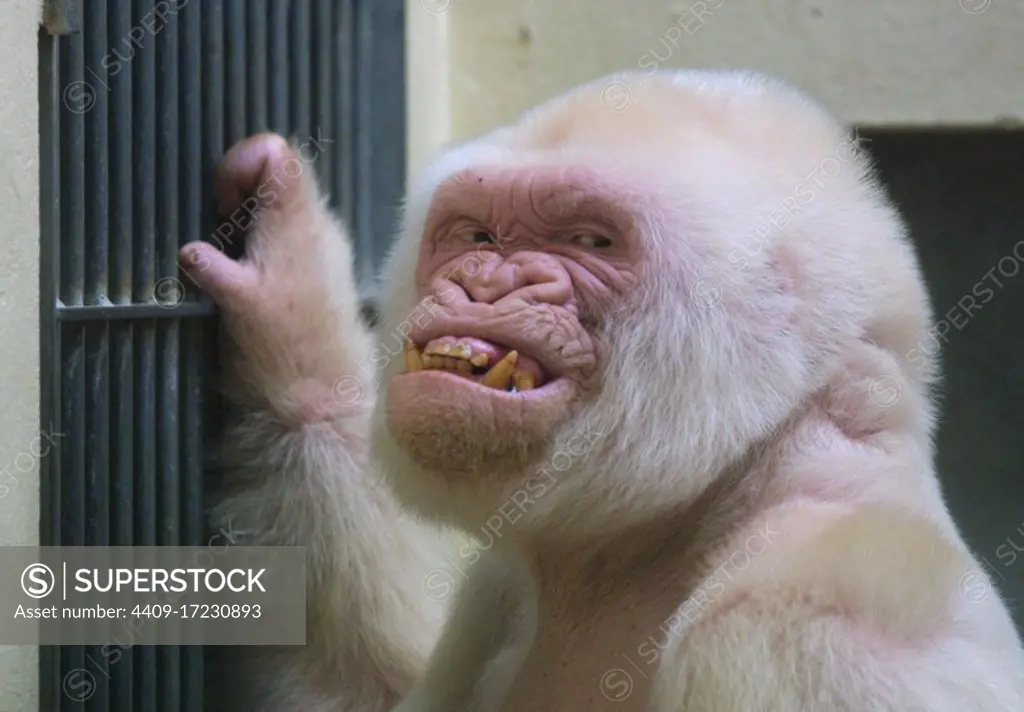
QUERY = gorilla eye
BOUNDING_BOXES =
[467,231,496,244]
[569,233,613,248]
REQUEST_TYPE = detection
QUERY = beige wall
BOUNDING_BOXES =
[407,0,1024,177]
[0,0,41,709]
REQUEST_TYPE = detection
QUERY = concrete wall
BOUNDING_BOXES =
[407,0,1024,173]
[0,1,41,709]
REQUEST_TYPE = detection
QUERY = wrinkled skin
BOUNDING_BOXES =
[386,165,640,476]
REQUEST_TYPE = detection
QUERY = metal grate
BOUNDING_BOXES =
[38,1,405,709]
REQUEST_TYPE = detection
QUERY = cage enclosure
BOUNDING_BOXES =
[38,1,404,709]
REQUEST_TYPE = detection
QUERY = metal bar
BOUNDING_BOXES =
[131,0,156,303]
[58,300,216,321]
[104,2,138,697]
[225,0,247,145]
[59,28,86,305]
[180,2,205,704]
[107,4,136,707]
[58,36,88,548]
[180,324,205,543]
[334,0,354,223]
[180,319,205,710]
[156,0,180,288]
[199,9,228,681]
[60,323,87,711]
[201,0,224,246]
[110,317,135,706]
[38,21,64,712]
[289,0,311,137]
[108,0,133,305]
[56,299,381,325]
[38,23,62,558]
[360,0,406,282]
[268,0,289,133]
[158,317,182,711]
[82,24,112,712]
[130,2,158,705]
[312,0,333,198]
[84,0,110,307]
[156,5,183,709]
[85,321,112,712]
[132,318,157,711]
[180,0,204,516]
[156,0,180,280]
[246,0,268,134]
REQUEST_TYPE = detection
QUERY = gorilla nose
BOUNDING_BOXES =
[457,250,574,307]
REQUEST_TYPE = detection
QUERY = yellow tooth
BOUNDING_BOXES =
[470,353,489,368]
[456,360,472,374]
[451,343,472,359]
[422,353,436,369]
[481,351,518,389]
[404,341,423,372]
[444,357,460,370]
[512,371,535,391]
[426,342,452,356]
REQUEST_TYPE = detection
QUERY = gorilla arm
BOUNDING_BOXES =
[655,506,1024,711]
[391,552,533,712]
[179,135,446,711]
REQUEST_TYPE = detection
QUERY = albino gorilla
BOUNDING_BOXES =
[180,69,1024,711]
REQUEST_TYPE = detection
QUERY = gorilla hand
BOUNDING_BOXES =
[178,133,372,425]
[185,135,440,712]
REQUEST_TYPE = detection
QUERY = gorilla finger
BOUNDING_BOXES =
[178,241,255,309]
[214,132,305,219]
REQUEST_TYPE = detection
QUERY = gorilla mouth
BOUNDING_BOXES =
[404,336,548,392]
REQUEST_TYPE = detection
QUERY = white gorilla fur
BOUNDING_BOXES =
[200,69,1024,711]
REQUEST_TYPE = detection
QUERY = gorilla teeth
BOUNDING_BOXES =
[424,340,484,364]
[404,339,488,376]
[420,354,472,372]
[450,343,473,359]
[480,351,518,389]
[404,340,424,372]
[512,371,535,391]
[404,342,535,391]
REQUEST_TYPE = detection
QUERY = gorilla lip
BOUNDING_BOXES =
[401,368,569,401]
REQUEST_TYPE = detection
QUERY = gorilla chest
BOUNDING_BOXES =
[496,595,681,712]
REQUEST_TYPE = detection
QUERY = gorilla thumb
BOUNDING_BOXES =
[178,241,254,310]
